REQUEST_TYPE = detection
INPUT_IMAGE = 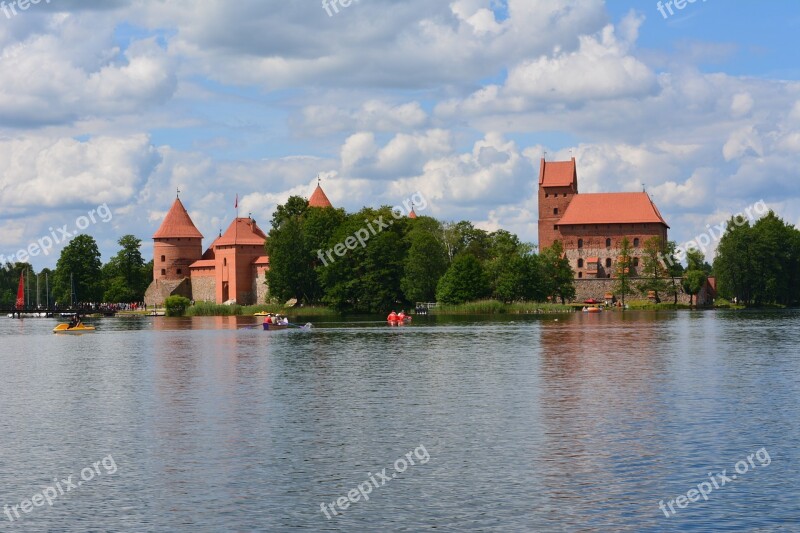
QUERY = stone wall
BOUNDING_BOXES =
[191,276,216,303]
[144,278,192,307]
[253,270,269,304]
[573,278,713,306]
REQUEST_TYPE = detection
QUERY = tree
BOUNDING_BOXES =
[53,235,103,305]
[540,241,575,304]
[637,236,669,303]
[401,224,448,303]
[102,235,149,302]
[319,207,409,312]
[265,198,345,304]
[165,295,191,317]
[682,270,707,308]
[662,240,684,305]
[614,237,634,309]
[270,195,309,229]
[435,254,490,304]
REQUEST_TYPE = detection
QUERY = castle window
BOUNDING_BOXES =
[607,273,612,279]
[545,193,549,198]
[177,269,182,275]
[633,257,640,267]
[578,272,583,279]
[161,269,166,276]
[553,225,558,230]
[553,208,558,215]
[606,238,611,248]
[563,193,567,197]
[606,258,612,268]
[578,239,583,249]
[224,258,227,266]
[634,238,640,247]
[578,259,584,268]
[161,255,166,262]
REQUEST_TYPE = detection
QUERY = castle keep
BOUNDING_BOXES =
[537,158,669,280]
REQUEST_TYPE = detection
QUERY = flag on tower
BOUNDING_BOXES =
[235,194,238,209]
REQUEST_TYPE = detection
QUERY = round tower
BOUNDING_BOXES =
[152,197,204,281]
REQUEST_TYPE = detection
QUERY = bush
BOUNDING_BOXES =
[165,296,192,317]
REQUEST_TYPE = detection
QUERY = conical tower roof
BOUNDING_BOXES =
[153,198,204,239]
[216,217,268,246]
[308,183,333,208]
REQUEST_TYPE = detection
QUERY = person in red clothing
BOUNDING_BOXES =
[387,311,398,323]
[397,311,406,322]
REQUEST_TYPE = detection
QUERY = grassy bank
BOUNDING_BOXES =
[430,300,574,315]
[623,299,692,310]
[185,302,337,317]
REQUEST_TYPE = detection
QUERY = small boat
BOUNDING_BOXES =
[53,323,97,334]
[582,307,602,313]
[254,311,270,316]
[262,323,289,331]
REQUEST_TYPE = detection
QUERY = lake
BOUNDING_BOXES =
[1,310,798,531]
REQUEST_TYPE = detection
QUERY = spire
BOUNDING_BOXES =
[408,202,417,219]
[309,179,333,208]
[153,198,204,239]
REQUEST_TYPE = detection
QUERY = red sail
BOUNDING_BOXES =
[15,272,25,309]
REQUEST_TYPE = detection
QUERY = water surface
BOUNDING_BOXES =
[1,311,798,531]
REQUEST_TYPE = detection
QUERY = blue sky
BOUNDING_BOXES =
[0,0,798,270]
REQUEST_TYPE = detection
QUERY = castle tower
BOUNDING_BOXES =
[214,217,268,304]
[538,157,578,250]
[152,197,204,281]
[308,182,333,208]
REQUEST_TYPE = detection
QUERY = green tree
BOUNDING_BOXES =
[53,235,103,305]
[614,237,634,309]
[435,254,490,304]
[682,269,707,308]
[319,207,409,312]
[662,240,684,305]
[637,236,669,303]
[265,198,346,304]
[401,223,448,303]
[540,241,575,304]
[165,295,191,316]
[102,235,148,302]
[270,195,309,229]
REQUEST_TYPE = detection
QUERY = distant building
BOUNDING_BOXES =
[145,183,334,307]
[537,158,669,279]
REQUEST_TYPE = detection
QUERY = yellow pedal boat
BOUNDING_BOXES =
[53,323,97,334]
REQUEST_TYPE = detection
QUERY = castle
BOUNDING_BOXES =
[144,183,334,307]
[537,158,669,279]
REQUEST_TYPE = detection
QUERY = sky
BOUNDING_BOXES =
[1,0,799,269]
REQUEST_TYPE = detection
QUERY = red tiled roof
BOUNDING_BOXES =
[252,256,270,265]
[153,198,204,239]
[308,184,333,208]
[189,259,215,268]
[556,192,669,227]
[216,218,268,246]
[539,158,577,188]
[586,257,599,263]
[408,208,417,219]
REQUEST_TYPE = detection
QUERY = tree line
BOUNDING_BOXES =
[265,197,578,313]
[0,234,151,307]
[714,211,800,306]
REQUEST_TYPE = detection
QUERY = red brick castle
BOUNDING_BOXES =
[538,158,669,280]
